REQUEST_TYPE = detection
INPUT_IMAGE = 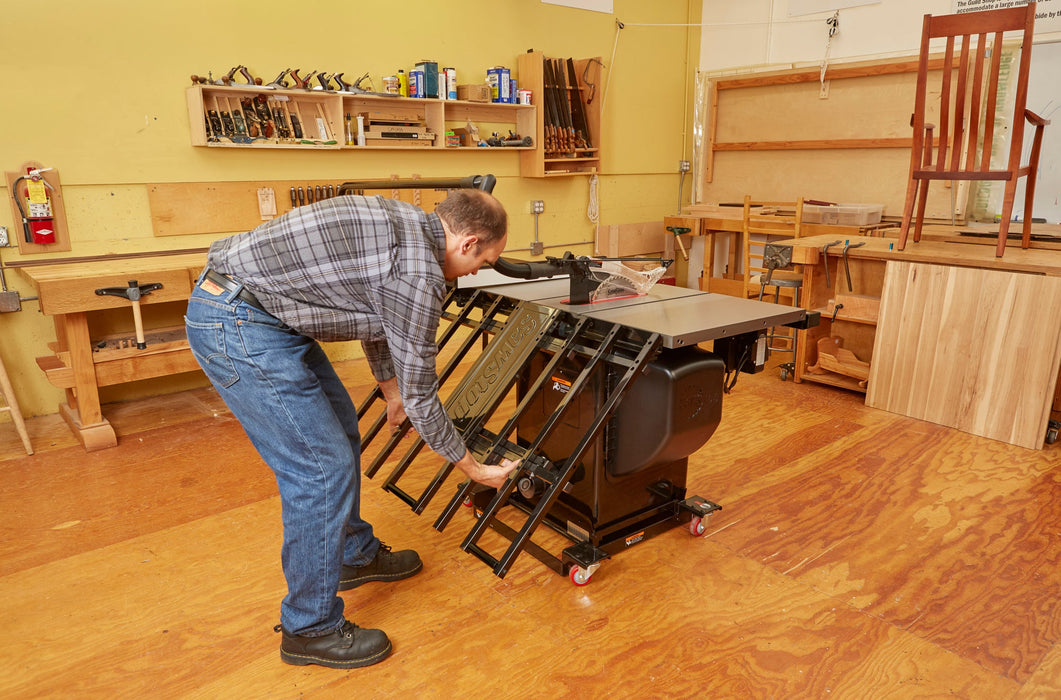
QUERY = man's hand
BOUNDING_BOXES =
[455,450,520,489]
[378,377,408,435]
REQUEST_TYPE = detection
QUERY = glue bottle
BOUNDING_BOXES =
[397,69,408,97]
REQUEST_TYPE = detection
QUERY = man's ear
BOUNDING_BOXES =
[460,234,480,253]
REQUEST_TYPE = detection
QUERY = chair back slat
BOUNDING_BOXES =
[964,34,988,170]
[936,36,955,172]
[949,36,971,171]
[980,30,1004,171]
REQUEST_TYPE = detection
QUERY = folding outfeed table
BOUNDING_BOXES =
[358,267,814,585]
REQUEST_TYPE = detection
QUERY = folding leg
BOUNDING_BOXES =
[371,301,558,508]
[460,325,663,579]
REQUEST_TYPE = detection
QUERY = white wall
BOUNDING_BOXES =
[699,0,952,73]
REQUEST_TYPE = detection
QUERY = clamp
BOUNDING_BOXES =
[95,280,163,349]
[820,239,843,289]
[841,241,866,292]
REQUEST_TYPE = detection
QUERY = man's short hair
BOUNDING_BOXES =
[435,189,507,245]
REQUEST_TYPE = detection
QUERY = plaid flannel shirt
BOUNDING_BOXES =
[206,194,465,462]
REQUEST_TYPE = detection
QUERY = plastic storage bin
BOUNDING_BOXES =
[803,203,883,226]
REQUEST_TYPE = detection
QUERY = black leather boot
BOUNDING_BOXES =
[338,543,423,591]
[276,620,391,669]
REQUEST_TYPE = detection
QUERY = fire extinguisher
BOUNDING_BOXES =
[11,167,56,244]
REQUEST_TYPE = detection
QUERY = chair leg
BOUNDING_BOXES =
[997,177,1019,258]
[898,178,920,251]
[1022,125,1046,250]
[913,181,930,243]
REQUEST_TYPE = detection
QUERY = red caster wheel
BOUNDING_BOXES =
[688,516,706,537]
[569,565,593,586]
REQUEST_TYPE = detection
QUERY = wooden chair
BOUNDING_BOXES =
[898,3,1049,258]
[741,196,804,300]
[0,351,33,455]
[742,196,805,379]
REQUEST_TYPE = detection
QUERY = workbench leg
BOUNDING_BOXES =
[57,312,116,451]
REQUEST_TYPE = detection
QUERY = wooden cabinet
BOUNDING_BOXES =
[517,51,601,177]
[786,235,888,393]
[187,85,534,152]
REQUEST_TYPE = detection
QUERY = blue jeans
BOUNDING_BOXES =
[185,278,380,636]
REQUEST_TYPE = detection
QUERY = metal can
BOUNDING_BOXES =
[382,75,400,95]
[410,70,424,98]
[444,67,457,100]
[517,89,532,105]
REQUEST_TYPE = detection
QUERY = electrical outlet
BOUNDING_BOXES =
[530,241,544,255]
[531,200,545,214]
[819,80,830,99]
[678,160,691,173]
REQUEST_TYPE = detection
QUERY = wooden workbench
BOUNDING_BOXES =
[663,206,890,295]
[774,234,1061,449]
[17,253,206,450]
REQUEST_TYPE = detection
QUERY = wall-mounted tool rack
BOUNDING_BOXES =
[517,51,602,177]
[186,86,535,151]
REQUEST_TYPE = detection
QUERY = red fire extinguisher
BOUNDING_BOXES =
[12,167,56,244]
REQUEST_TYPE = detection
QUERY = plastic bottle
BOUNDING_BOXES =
[397,69,408,97]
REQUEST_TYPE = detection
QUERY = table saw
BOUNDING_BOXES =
[359,260,814,585]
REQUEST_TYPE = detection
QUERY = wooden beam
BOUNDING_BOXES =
[715,137,915,151]
[713,56,945,90]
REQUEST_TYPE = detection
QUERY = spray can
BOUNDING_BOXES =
[444,67,457,100]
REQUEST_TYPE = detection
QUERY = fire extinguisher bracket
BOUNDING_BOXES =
[4,161,71,254]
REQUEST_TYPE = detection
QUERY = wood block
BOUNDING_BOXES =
[867,261,1061,449]
[596,221,665,258]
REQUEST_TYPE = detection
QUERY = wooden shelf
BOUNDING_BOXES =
[800,371,868,393]
[187,85,535,152]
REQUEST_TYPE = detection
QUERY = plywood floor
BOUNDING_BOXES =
[1,355,1060,699]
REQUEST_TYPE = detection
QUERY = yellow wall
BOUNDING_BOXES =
[0,0,700,418]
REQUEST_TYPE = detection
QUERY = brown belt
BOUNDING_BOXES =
[200,269,266,312]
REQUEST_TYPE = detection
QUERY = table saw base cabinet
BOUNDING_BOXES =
[507,346,724,559]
